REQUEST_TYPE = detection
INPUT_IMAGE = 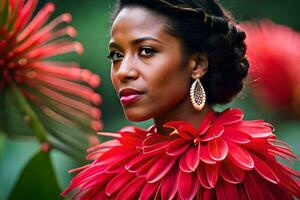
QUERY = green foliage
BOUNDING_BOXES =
[0,88,5,133]
[0,0,9,28]
[8,151,62,200]
[0,137,39,200]
[0,89,35,138]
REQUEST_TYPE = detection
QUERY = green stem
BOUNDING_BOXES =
[48,135,86,164]
[10,83,48,143]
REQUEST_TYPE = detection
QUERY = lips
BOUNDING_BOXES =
[118,88,144,105]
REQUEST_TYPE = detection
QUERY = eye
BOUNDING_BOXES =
[107,51,124,62]
[139,46,157,57]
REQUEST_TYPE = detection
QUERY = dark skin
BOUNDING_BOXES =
[109,6,212,135]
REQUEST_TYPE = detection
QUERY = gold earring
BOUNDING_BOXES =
[190,78,206,111]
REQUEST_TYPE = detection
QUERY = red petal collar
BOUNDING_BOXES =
[63,108,300,199]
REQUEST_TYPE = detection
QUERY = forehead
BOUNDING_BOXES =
[111,6,168,40]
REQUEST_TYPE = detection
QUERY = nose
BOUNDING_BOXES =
[116,56,138,82]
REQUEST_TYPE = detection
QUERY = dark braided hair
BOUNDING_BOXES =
[111,0,249,105]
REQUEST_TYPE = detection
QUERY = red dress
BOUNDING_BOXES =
[63,108,300,199]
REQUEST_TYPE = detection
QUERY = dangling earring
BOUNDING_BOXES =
[190,78,206,111]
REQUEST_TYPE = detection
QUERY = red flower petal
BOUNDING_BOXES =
[178,122,199,137]
[161,166,179,200]
[18,2,55,41]
[206,163,219,188]
[215,108,244,125]
[147,155,177,183]
[105,171,136,196]
[251,153,279,184]
[267,158,300,197]
[142,134,171,155]
[115,177,146,200]
[166,139,190,156]
[137,156,160,177]
[243,138,270,153]
[202,124,224,142]
[179,153,192,173]
[264,179,295,200]
[197,162,212,189]
[279,163,300,178]
[142,141,170,155]
[224,159,245,183]
[14,0,38,34]
[208,137,228,161]
[219,162,241,184]
[186,145,200,171]
[67,164,106,184]
[270,145,297,159]
[198,110,215,135]
[106,152,138,173]
[79,188,106,200]
[140,181,160,200]
[178,171,199,200]
[200,144,216,164]
[68,172,113,199]
[268,139,292,149]
[216,179,240,200]
[142,134,170,146]
[125,154,151,172]
[119,126,148,136]
[268,149,294,164]
[222,127,251,144]
[237,184,249,200]
[227,142,254,170]
[95,146,132,166]
[234,121,274,138]
[87,139,120,160]
[243,172,277,200]
[197,188,216,200]
[164,121,198,139]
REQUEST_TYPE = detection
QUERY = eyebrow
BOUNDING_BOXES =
[108,37,161,49]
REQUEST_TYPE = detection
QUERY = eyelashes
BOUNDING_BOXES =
[107,46,158,62]
[107,51,123,62]
[138,46,157,57]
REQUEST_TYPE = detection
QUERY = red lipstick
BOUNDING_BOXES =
[118,88,144,105]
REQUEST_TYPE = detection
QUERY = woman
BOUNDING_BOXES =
[63,0,300,199]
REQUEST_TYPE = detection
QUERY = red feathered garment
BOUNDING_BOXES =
[63,108,300,199]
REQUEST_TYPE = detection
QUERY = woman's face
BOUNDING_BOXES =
[109,6,194,121]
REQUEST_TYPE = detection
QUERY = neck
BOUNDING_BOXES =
[153,96,213,135]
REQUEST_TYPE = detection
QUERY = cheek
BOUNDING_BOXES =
[110,67,118,90]
[159,77,189,100]
[145,75,189,118]
[148,65,190,103]
[152,59,189,90]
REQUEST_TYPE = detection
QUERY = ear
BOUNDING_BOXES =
[188,51,209,80]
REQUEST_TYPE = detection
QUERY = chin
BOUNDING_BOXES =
[123,108,152,122]
[125,113,151,122]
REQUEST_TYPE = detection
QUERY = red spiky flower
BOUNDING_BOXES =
[0,0,102,159]
[240,20,300,117]
[63,108,300,199]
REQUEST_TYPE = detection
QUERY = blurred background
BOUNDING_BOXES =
[0,0,300,199]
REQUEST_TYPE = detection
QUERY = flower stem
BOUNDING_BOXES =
[10,83,48,144]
